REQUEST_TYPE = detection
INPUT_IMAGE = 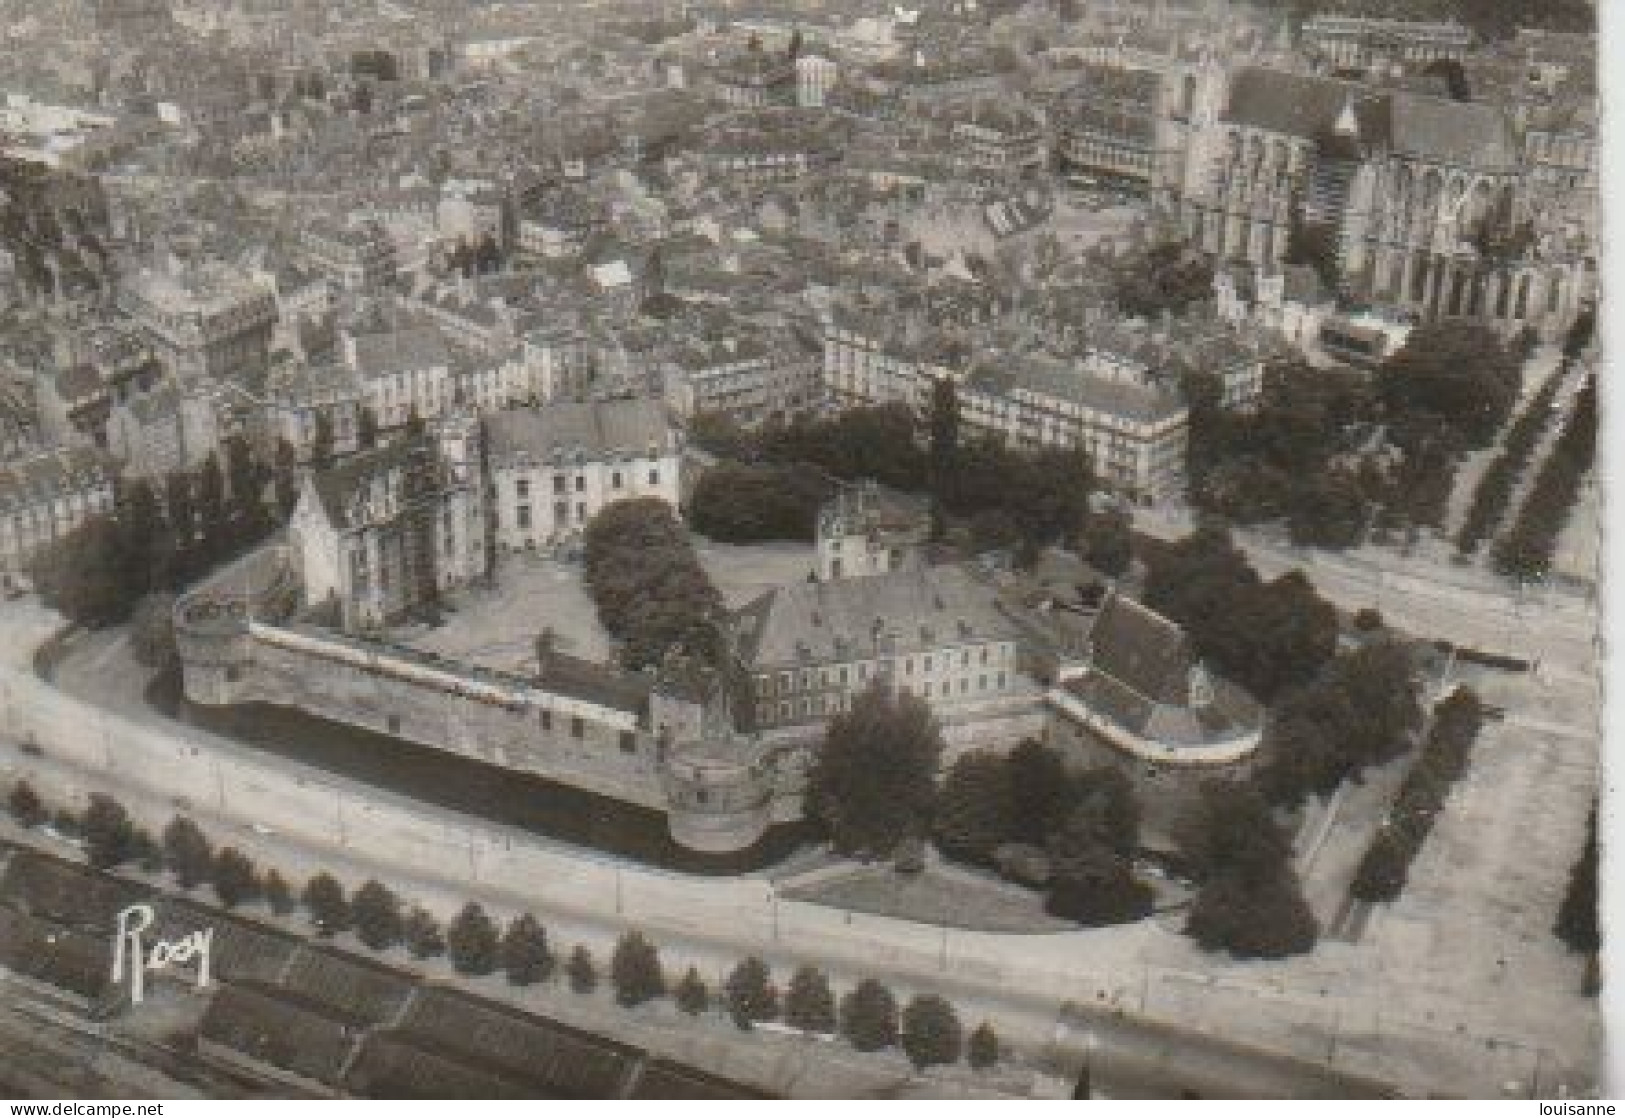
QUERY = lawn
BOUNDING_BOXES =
[402,553,613,671]
[691,537,817,609]
[782,862,1075,934]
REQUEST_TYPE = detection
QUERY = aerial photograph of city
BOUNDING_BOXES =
[0,0,1605,1102]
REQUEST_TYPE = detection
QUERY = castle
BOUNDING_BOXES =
[176,457,1263,855]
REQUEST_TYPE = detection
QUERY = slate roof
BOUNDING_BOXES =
[484,398,671,464]
[199,980,365,1087]
[733,562,1018,668]
[1224,67,1519,169]
[1388,91,1517,168]
[1223,69,1388,145]
[1086,592,1192,706]
[350,327,452,379]
[0,907,117,1005]
[392,986,639,1098]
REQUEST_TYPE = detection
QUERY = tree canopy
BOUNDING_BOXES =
[1378,321,1520,452]
[806,682,944,858]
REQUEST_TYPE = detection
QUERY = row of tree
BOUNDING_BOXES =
[1348,687,1486,902]
[692,396,1107,568]
[34,435,290,630]
[1454,366,1566,556]
[1142,521,1340,703]
[582,498,725,671]
[1255,640,1425,808]
[7,779,1003,1072]
[1491,376,1597,580]
[687,461,835,544]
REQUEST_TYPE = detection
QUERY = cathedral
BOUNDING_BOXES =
[1156,62,1594,336]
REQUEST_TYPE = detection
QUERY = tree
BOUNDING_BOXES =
[303,872,351,936]
[273,439,300,519]
[687,462,832,544]
[1176,782,1317,958]
[1082,507,1134,578]
[901,994,964,1070]
[1045,795,1153,927]
[840,979,898,1052]
[610,931,665,1006]
[196,454,228,560]
[358,406,379,450]
[83,794,136,870]
[933,751,1015,866]
[1005,739,1073,847]
[404,906,445,959]
[1378,322,1519,451]
[501,913,554,985]
[7,779,44,828]
[1184,865,1318,959]
[263,869,295,915]
[115,477,162,596]
[806,682,945,858]
[129,592,179,671]
[968,1022,1001,1070]
[784,965,836,1034]
[352,880,404,951]
[212,847,260,908]
[724,956,778,1030]
[223,434,267,546]
[1556,808,1600,954]
[447,902,499,975]
[567,945,597,994]
[676,966,710,1016]
[163,817,213,889]
[33,515,137,628]
[311,412,336,470]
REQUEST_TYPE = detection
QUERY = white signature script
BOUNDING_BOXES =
[110,903,214,1005]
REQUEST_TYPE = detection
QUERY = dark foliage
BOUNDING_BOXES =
[1349,688,1485,902]
[1456,368,1565,555]
[263,870,295,916]
[583,498,725,671]
[901,994,964,1069]
[567,945,597,994]
[83,794,136,870]
[1378,322,1520,452]
[447,902,499,975]
[302,873,351,936]
[806,682,944,858]
[500,914,555,985]
[840,979,899,1052]
[1556,807,1600,955]
[784,965,837,1034]
[610,931,665,1006]
[676,966,710,1015]
[1493,376,1597,581]
[968,1021,1001,1070]
[351,880,404,951]
[933,751,1016,866]
[163,817,213,890]
[724,957,779,1029]
[687,461,833,543]
[1143,523,1339,702]
[403,906,445,959]
[7,779,45,828]
[211,848,260,909]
